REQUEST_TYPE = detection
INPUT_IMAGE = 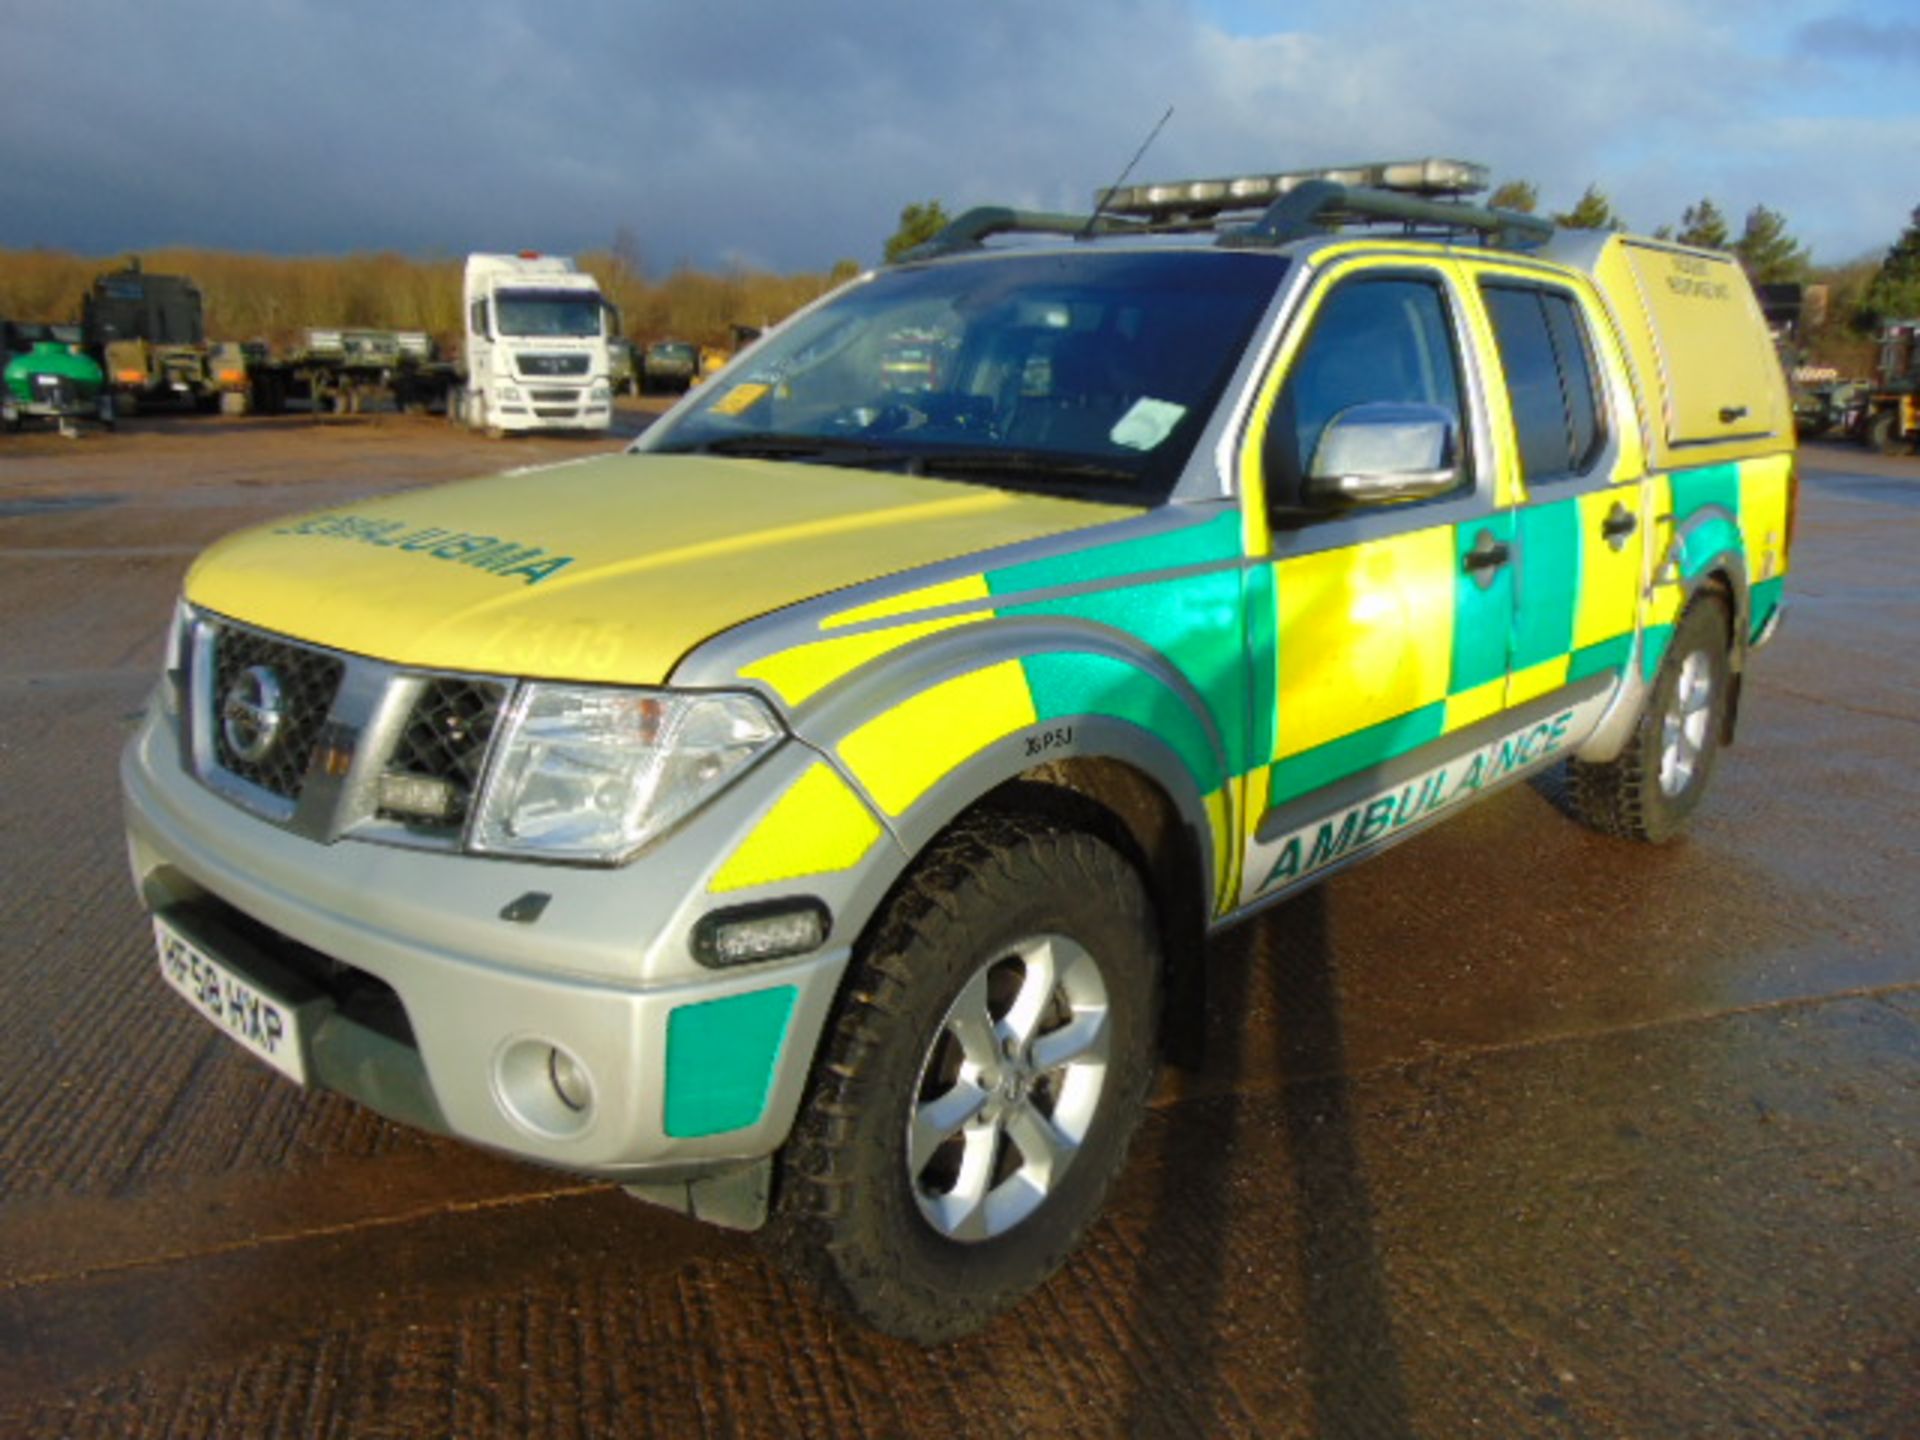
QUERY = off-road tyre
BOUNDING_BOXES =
[767,813,1161,1343]
[1570,593,1731,843]
[1868,408,1907,457]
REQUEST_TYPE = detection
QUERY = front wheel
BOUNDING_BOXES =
[1570,594,1731,843]
[769,814,1161,1343]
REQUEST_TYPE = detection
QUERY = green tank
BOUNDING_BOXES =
[3,341,114,432]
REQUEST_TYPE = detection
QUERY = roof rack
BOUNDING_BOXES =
[1222,179,1554,251]
[895,207,1148,261]
[892,158,1555,262]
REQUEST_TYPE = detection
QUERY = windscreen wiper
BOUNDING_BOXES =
[911,447,1146,491]
[671,433,910,466]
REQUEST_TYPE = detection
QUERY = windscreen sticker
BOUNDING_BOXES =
[1110,397,1186,452]
[709,382,770,416]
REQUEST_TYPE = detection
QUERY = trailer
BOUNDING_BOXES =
[243,328,459,416]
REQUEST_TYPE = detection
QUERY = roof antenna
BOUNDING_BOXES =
[1082,105,1174,239]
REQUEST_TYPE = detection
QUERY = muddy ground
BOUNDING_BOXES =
[0,414,1914,1438]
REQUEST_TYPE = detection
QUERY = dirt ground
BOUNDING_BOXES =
[0,417,1915,1437]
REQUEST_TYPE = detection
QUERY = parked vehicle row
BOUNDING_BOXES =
[3,252,746,438]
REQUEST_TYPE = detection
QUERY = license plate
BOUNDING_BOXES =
[154,917,308,1084]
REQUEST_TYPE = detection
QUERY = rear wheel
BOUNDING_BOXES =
[769,814,1161,1343]
[1868,408,1908,456]
[1570,594,1731,843]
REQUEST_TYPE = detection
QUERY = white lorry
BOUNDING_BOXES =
[453,252,616,436]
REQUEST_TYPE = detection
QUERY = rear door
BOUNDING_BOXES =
[1465,264,1651,713]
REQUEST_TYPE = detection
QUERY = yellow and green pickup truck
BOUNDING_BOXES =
[123,159,1795,1341]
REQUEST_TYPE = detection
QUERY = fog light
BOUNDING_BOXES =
[692,899,830,968]
[495,1038,595,1137]
[549,1046,591,1111]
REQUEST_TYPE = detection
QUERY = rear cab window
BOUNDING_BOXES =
[1479,282,1607,484]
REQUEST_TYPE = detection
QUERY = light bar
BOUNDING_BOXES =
[1104,158,1490,217]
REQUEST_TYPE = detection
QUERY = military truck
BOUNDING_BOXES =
[1860,319,1920,454]
[81,261,221,414]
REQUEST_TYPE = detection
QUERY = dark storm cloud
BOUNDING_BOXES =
[0,0,1911,269]
[0,0,1221,269]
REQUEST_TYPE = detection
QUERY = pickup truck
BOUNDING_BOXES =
[122,158,1795,1342]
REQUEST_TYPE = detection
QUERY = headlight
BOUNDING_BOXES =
[498,384,521,401]
[471,684,782,863]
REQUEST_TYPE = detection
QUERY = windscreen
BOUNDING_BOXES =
[652,250,1283,503]
[494,288,604,338]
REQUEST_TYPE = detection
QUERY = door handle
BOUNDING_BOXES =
[1461,530,1510,586]
[1719,404,1749,424]
[1601,502,1638,551]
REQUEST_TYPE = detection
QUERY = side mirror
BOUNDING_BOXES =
[1303,401,1459,507]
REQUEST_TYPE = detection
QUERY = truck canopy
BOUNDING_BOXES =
[82,269,206,347]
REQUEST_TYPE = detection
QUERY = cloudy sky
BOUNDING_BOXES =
[3,0,1916,272]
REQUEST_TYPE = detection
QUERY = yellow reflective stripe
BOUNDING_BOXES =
[1572,487,1643,650]
[1443,675,1506,733]
[1274,527,1455,758]
[1508,654,1571,706]
[742,613,988,706]
[825,574,991,629]
[1448,259,1526,510]
[1645,474,1684,627]
[1739,454,1792,582]
[838,662,1037,816]
[709,762,883,893]
[1203,786,1234,917]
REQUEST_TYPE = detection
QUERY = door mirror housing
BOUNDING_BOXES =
[1303,401,1459,507]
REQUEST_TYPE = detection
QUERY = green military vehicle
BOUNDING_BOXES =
[2,325,115,434]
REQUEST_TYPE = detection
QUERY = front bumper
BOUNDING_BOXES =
[121,701,848,1181]
[493,403,613,432]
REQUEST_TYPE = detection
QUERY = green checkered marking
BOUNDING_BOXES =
[1450,515,1515,695]
[1269,702,1446,808]
[1569,633,1635,685]
[664,986,798,1138]
[1511,498,1580,671]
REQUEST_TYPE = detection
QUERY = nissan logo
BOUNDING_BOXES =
[222,665,285,764]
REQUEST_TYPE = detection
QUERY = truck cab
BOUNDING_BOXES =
[456,252,615,435]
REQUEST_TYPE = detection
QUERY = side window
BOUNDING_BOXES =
[1265,275,1468,513]
[1481,284,1605,483]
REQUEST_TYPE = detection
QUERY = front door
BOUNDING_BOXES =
[1237,258,1516,907]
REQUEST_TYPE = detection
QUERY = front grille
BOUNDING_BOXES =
[378,678,506,830]
[30,375,79,406]
[529,388,578,403]
[518,353,590,378]
[209,625,345,801]
[189,615,513,849]
[534,406,578,419]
